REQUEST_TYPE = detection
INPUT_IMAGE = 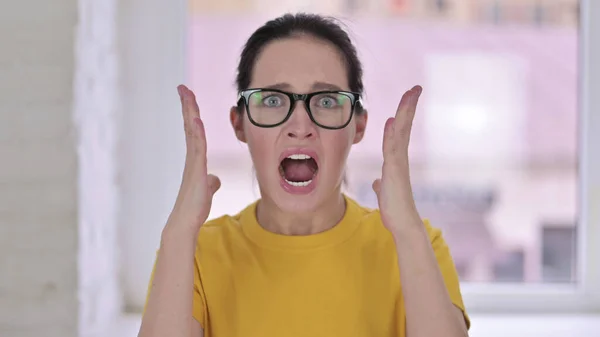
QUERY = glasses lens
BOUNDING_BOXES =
[309,92,353,128]
[247,91,291,126]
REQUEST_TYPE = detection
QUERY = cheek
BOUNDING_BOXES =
[322,131,354,169]
[245,125,277,171]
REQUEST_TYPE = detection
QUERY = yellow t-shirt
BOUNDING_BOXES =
[145,195,469,336]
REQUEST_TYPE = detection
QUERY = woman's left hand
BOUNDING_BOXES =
[372,85,423,236]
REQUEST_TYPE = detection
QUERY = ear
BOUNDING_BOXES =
[352,110,368,144]
[230,106,247,143]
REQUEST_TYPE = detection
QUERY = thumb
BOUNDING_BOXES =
[207,174,221,197]
[372,178,381,198]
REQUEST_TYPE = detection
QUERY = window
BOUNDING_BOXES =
[189,0,581,284]
[116,0,599,313]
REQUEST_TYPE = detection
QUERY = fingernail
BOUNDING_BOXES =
[385,117,395,129]
[414,85,423,96]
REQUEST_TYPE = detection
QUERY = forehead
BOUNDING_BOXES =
[250,35,350,92]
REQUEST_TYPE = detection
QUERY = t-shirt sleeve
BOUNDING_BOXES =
[142,252,158,317]
[192,253,208,328]
[142,251,208,329]
[423,219,471,330]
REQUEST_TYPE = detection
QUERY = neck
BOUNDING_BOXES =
[256,192,347,236]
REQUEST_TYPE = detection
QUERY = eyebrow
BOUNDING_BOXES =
[264,82,344,92]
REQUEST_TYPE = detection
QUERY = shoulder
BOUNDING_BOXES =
[343,196,389,240]
[196,201,257,242]
[344,195,379,220]
[201,213,242,230]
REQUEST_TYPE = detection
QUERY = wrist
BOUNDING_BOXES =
[161,220,200,246]
[388,216,427,242]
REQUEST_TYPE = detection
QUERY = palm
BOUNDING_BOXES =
[170,85,221,229]
[373,86,421,227]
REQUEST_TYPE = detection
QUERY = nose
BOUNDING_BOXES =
[285,101,316,140]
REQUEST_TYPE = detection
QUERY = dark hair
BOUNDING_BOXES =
[239,13,362,191]
[235,13,365,113]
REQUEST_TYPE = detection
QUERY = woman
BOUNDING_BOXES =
[139,13,470,337]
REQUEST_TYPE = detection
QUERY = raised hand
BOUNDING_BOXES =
[167,85,221,232]
[372,85,423,234]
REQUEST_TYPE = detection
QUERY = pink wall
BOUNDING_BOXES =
[188,16,578,163]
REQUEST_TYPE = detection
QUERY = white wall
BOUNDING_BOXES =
[117,0,188,310]
[0,2,79,336]
[74,0,122,335]
[0,0,121,336]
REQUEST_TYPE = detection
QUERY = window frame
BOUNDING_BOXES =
[461,0,600,313]
[348,0,599,313]
[119,0,600,314]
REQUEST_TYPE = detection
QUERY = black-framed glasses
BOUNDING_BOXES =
[237,88,362,130]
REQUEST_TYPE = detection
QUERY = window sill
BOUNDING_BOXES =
[107,313,600,337]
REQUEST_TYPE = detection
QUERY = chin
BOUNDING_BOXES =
[271,171,343,215]
[271,188,324,214]
[258,147,341,213]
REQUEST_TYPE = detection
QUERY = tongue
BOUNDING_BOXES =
[282,160,315,182]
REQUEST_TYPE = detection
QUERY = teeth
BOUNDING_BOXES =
[284,179,313,187]
[280,153,316,187]
[287,154,312,160]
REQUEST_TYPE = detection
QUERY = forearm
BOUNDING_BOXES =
[391,219,467,337]
[138,224,198,337]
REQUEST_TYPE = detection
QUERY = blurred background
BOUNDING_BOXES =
[191,0,579,286]
[1,0,599,336]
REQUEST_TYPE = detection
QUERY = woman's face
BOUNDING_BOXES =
[231,35,367,213]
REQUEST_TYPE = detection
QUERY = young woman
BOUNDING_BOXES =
[139,13,470,337]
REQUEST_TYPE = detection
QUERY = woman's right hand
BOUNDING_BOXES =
[167,85,221,233]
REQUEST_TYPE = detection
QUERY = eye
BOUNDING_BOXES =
[263,95,283,107]
[317,96,339,108]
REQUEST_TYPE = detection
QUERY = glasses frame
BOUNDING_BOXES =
[237,88,363,130]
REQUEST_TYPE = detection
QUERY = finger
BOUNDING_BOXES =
[382,117,396,158]
[187,88,201,119]
[178,84,201,118]
[179,85,194,144]
[393,85,422,140]
[372,178,381,197]
[181,117,208,180]
[207,174,221,196]
[179,87,208,183]
[179,85,202,143]
[177,85,207,158]
[192,117,208,159]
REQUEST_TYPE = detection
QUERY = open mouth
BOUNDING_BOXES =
[279,154,319,187]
